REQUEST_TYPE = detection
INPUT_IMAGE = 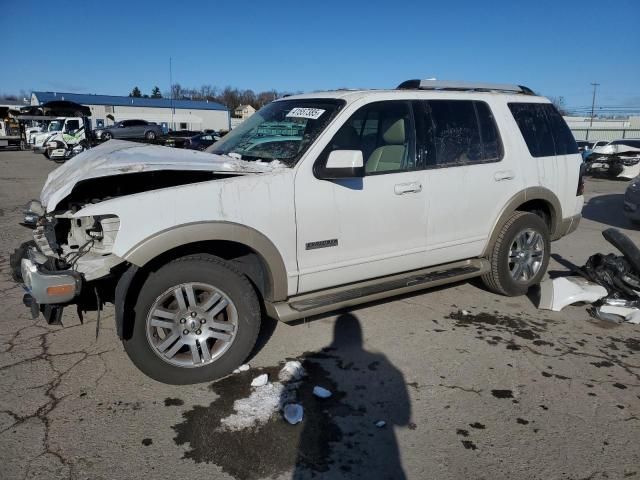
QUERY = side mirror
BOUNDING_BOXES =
[318,150,365,179]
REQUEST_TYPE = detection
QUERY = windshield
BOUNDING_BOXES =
[48,120,64,132]
[206,99,345,165]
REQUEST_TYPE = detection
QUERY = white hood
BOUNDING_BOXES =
[41,140,283,211]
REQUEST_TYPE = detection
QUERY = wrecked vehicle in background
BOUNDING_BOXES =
[10,80,584,384]
[541,228,640,323]
[585,139,640,179]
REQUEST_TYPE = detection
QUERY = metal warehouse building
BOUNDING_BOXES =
[31,91,230,132]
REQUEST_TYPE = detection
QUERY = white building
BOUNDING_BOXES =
[31,91,230,132]
[564,115,640,141]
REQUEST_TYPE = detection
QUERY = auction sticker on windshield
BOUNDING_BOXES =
[286,107,326,120]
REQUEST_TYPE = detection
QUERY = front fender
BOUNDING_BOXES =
[122,221,288,301]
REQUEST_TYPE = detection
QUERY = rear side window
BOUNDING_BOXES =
[415,100,503,168]
[508,103,578,157]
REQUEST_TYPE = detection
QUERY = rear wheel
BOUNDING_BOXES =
[123,255,261,384]
[482,211,550,296]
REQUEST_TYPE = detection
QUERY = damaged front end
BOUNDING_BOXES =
[585,153,640,180]
[10,201,125,325]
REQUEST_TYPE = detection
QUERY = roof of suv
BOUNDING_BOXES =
[278,89,551,104]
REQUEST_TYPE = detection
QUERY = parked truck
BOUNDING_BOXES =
[0,107,24,150]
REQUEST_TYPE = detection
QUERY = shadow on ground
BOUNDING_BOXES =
[172,313,410,480]
[582,193,635,229]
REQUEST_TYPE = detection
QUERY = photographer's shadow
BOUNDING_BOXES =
[291,313,411,479]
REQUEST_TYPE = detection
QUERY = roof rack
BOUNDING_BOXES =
[397,79,535,95]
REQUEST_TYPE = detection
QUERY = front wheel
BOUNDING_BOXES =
[145,131,156,141]
[481,211,550,296]
[123,255,261,384]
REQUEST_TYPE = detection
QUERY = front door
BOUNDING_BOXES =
[295,100,429,293]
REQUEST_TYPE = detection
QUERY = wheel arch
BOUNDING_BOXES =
[483,188,563,257]
[114,222,288,340]
[122,222,288,302]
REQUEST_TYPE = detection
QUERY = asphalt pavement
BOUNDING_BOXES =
[0,150,638,480]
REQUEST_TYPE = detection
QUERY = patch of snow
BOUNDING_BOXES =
[312,386,332,398]
[251,373,269,387]
[283,404,304,425]
[375,420,386,428]
[278,360,305,382]
[233,364,251,373]
[219,383,285,431]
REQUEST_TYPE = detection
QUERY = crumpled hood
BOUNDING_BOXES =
[41,140,283,211]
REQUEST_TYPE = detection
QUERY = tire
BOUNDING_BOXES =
[43,150,50,159]
[145,131,156,141]
[481,211,550,296]
[102,132,112,141]
[123,254,261,384]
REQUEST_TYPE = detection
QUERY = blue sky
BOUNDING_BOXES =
[2,0,639,113]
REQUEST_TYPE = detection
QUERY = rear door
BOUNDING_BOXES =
[415,99,522,264]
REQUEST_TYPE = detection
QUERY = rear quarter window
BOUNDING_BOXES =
[508,102,578,157]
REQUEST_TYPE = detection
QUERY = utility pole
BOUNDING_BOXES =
[169,57,174,131]
[589,82,600,127]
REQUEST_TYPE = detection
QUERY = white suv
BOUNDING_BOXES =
[11,80,584,384]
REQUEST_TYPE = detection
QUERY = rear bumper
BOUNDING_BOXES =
[553,214,581,240]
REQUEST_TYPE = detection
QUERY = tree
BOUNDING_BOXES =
[151,86,162,98]
[129,86,142,98]
[170,83,183,100]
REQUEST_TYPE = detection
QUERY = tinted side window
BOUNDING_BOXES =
[544,104,578,155]
[415,100,502,168]
[325,101,414,175]
[475,101,503,161]
[121,120,134,127]
[508,103,556,157]
[430,100,481,165]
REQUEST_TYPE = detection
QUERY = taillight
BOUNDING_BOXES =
[577,163,585,196]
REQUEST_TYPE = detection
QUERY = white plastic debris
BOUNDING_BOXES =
[283,403,304,425]
[232,364,251,374]
[375,420,386,428]
[219,382,285,431]
[251,373,269,387]
[461,310,471,316]
[595,305,640,324]
[539,276,608,311]
[278,360,305,382]
[313,386,332,398]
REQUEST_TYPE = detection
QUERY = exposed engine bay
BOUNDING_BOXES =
[27,170,237,280]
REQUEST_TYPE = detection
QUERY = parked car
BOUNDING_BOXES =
[624,177,640,225]
[94,119,163,141]
[162,130,220,150]
[592,138,640,156]
[12,79,583,384]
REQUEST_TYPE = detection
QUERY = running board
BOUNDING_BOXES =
[267,258,489,323]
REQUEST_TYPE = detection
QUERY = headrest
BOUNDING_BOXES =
[382,118,405,145]
[333,125,360,149]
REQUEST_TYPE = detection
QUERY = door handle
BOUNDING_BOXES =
[394,182,422,195]
[494,170,515,181]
